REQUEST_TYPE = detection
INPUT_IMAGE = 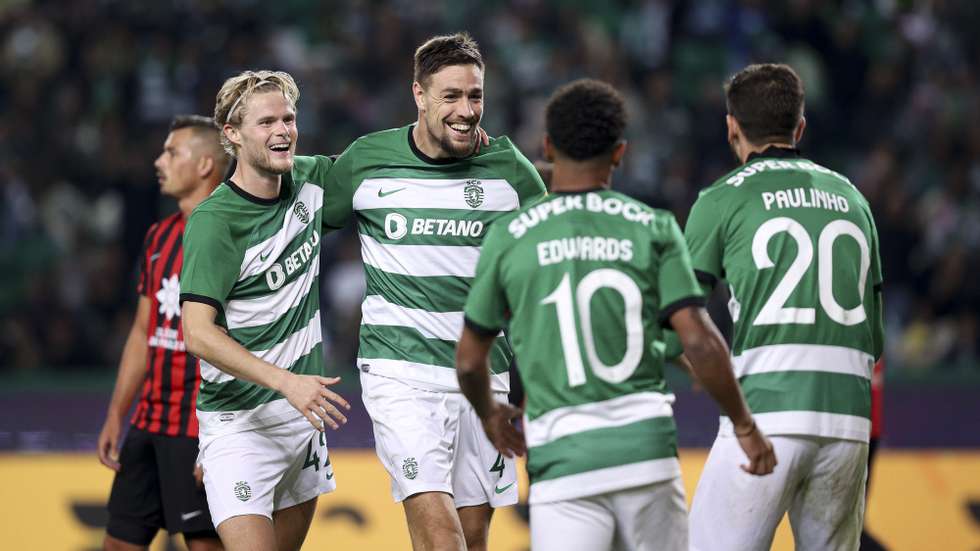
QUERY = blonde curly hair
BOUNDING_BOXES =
[213,70,300,158]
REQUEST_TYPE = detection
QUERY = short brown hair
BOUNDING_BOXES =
[413,32,483,87]
[170,114,218,132]
[725,63,804,145]
[546,79,626,161]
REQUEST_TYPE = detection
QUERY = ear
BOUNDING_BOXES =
[197,155,215,179]
[611,141,628,167]
[726,114,740,144]
[223,124,241,150]
[412,81,426,111]
[794,116,806,145]
[542,135,555,162]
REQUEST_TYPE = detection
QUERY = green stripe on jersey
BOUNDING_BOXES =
[527,417,677,483]
[228,292,319,351]
[359,324,511,374]
[233,227,321,300]
[197,344,322,412]
[740,370,871,418]
[364,264,470,313]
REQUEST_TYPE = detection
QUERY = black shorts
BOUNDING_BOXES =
[106,427,218,545]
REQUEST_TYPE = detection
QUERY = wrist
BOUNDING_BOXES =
[733,418,757,437]
[271,370,291,393]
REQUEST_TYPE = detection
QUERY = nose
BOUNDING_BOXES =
[275,119,290,134]
[458,98,476,119]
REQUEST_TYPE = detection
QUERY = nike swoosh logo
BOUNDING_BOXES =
[259,251,271,262]
[326,472,334,480]
[180,510,203,521]
[378,187,406,198]
[150,253,161,261]
[494,482,515,494]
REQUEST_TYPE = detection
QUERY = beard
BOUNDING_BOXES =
[247,146,293,176]
[428,121,478,159]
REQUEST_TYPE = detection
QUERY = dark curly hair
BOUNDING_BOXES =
[545,79,626,161]
[725,63,804,144]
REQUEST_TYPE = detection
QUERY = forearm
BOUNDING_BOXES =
[184,321,288,392]
[684,334,753,428]
[455,328,497,419]
[106,327,149,419]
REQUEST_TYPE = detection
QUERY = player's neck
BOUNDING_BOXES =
[739,141,796,164]
[549,161,612,193]
[231,160,282,200]
[177,182,219,216]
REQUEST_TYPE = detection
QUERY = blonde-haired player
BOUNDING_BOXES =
[181,70,350,551]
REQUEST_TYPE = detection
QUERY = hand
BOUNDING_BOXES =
[193,463,204,488]
[97,415,123,471]
[280,374,351,431]
[734,420,777,475]
[475,126,491,152]
[480,402,526,458]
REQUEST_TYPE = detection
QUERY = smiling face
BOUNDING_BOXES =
[414,64,484,159]
[224,89,297,176]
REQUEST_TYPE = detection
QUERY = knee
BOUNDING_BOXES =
[463,529,488,551]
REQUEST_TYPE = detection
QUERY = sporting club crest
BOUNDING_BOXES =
[464,180,484,208]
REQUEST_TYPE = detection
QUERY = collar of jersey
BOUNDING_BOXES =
[407,124,466,166]
[224,176,289,206]
[746,146,801,163]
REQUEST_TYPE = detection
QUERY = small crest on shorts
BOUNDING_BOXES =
[464,180,484,208]
[234,480,252,502]
[294,201,311,224]
[402,457,419,480]
[219,412,235,423]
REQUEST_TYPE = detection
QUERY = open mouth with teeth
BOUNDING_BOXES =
[446,122,474,140]
[269,143,292,155]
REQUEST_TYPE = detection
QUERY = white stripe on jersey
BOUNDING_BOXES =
[718,410,871,442]
[353,178,519,211]
[360,294,463,341]
[238,183,323,281]
[524,391,675,449]
[360,234,480,278]
[529,458,681,505]
[226,254,320,329]
[357,357,510,393]
[199,311,322,384]
[733,344,873,379]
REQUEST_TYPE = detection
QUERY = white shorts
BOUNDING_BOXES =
[531,478,688,551]
[361,372,518,507]
[199,415,337,528]
[690,434,868,551]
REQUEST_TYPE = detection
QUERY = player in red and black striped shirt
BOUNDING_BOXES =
[98,115,229,551]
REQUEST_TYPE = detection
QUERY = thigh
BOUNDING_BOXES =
[361,373,457,502]
[403,491,466,551]
[152,434,219,537]
[272,498,318,551]
[106,428,163,546]
[613,478,688,551]
[273,418,337,512]
[531,497,615,551]
[690,435,815,551]
[200,427,287,529]
[789,439,868,551]
[215,514,275,551]
[452,393,518,508]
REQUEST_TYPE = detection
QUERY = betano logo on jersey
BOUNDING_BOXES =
[382,213,485,241]
[265,232,320,290]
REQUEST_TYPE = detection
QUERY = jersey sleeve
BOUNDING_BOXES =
[136,224,156,296]
[867,208,884,360]
[179,210,241,317]
[684,192,726,292]
[511,147,547,205]
[463,222,510,335]
[657,213,706,328]
[320,143,356,232]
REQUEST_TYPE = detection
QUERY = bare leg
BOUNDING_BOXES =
[215,515,276,551]
[403,492,466,551]
[458,503,493,551]
[103,535,148,551]
[272,498,318,551]
[185,534,224,551]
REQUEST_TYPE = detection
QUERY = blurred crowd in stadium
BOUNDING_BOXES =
[1,0,977,373]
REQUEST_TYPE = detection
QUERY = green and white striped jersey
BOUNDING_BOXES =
[321,124,546,392]
[465,189,705,504]
[180,155,333,438]
[685,147,884,442]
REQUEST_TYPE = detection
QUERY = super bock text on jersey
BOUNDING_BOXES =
[464,189,704,504]
[685,147,884,442]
